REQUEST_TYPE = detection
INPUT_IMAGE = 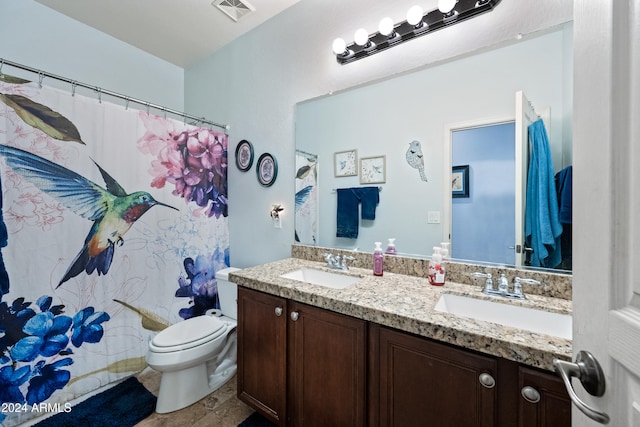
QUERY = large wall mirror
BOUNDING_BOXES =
[294,23,573,273]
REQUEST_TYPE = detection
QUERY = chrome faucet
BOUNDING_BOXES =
[323,253,354,270]
[472,272,541,300]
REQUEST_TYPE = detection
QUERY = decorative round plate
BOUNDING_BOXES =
[235,140,254,172]
[256,153,278,187]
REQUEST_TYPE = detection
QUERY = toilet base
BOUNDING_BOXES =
[155,361,237,414]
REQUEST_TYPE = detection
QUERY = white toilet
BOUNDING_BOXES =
[146,266,240,414]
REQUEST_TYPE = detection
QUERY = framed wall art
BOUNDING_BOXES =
[256,153,278,187]
[360,155,386,184]
[235,139,254,172]
[452,165,470,198]
[334,149,358,177]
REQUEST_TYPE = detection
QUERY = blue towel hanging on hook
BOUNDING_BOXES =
[525,119,563,268]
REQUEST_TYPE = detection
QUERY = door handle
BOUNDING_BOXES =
[553,351,610,424]
[509,244,533,253]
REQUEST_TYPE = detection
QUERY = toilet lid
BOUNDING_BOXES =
[152,315,227,348]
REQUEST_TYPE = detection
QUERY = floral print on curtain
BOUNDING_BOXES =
[0,77,229,426]
[294,150,318,245]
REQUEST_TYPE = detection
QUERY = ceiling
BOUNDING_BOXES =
[35,0,301,68]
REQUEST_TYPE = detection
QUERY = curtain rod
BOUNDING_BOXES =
[0,58,228,131]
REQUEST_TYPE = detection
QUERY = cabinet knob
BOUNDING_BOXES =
[290,311,300,321]
[478,373,495,389]
[521,386,541,403]
[274,306,283,317]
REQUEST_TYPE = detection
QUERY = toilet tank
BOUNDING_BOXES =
[217,267,240,320]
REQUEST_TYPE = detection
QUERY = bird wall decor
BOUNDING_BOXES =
[0,144,178,287]
[406,140,428,181]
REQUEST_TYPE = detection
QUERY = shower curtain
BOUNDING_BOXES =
[0,78,229,426]
[294,150,318,245]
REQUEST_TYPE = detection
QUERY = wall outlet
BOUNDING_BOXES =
[427,211,441,224]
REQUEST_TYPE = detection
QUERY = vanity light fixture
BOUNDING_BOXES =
[354,28,376,51]
[332,0,502,65]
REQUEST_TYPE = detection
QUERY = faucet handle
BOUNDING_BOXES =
[471,272,493,291]
[340,255,355,269]
[323,252,337,265]
[513,277,541,297]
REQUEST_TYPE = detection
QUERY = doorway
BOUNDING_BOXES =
[451,122,516,265]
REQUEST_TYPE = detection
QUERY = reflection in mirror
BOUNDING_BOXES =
[294,24,572,273]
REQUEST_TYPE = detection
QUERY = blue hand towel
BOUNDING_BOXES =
[355,186,380,220]
[336,188,360,238]
[336,187,380,238]
[525,119,563,268]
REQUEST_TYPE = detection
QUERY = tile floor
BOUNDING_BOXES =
[135,368,254,427]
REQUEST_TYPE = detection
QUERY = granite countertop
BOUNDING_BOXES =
[229,258,572,372]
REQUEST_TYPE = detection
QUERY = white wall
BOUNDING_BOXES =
[185,0,573,268]
[0,0,184,112]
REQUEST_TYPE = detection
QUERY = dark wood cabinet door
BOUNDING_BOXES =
[237,287,288,426]
[288,301,367,427]
[518,366,571,427]
[374,325,497,427]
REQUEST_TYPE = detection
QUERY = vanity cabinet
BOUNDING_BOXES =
[237,287,367,427]
[517,366,571,427]
[238,287,569,427]
[237,287,287,425]
[369,324,498,427]
[369,324,571,427]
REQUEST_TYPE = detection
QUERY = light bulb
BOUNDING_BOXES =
[378,17,394,36]
[354,28,369,46]
[438,0,457,14]
[332,38,347,55]
[406,5,424,26]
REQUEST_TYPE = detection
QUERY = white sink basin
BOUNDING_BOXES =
[281,268,361,289]
[434,293,572,340]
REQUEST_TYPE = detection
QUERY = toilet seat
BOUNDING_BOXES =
[151,315,228,353]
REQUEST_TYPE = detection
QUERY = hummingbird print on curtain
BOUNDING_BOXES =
[0,144,178,286]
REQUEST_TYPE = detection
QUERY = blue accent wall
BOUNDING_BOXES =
[452,122,516,265]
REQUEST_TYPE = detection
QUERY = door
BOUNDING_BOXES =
[514,91,537,267]
[568,1,640,425]
[373,325,497,427]
[451,122,516,265]
[445,91,548,268]
[288,302,366,427]
[237,288,288,426]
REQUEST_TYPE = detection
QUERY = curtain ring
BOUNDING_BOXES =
[146,102,150,115]
[0,60,4,76]
[38,72,44,88]
[96,87,102,103]
[71,81,77,97]
[125,97,130,110]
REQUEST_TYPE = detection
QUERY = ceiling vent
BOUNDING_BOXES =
[212,0,256,22]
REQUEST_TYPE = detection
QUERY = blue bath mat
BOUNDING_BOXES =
[237,412,277,427]
[34,377,156,427]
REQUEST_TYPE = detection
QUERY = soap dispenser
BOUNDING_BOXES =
[428,246,446,286]
[385,238,397,255]
[373,242,384,276]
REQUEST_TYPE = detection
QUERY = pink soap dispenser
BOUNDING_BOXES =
[373,242,384,276]
[385,238,397,255]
